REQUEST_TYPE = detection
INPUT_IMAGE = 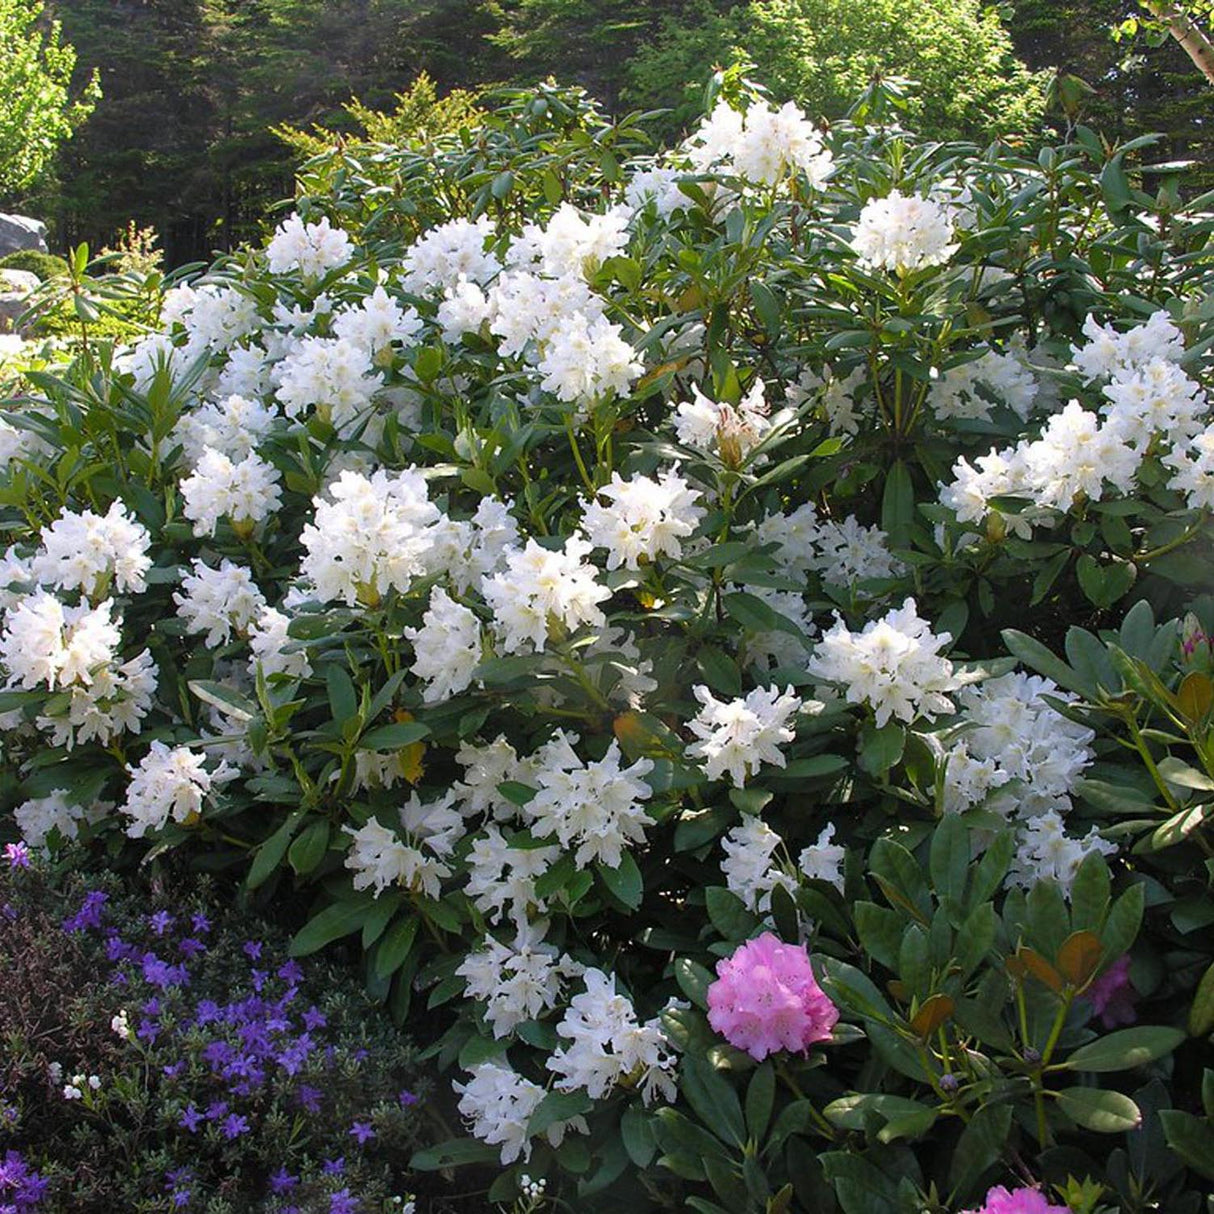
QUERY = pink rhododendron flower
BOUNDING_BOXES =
[1085,954,1137,1029]
[706,932,838,1060]
[961,1185,1068,1214]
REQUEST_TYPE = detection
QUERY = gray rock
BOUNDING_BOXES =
[0,214,49,257]
[0,269,42,335]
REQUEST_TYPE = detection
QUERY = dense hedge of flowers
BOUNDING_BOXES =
[2,73,1214,1211]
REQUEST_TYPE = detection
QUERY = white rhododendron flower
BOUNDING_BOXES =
[121,742,235,838]
[482,535,610,653]
[581,468,704,569]
[525,733,655,868]
[457,922,582,1038]
[685,98,833,187]
[401,215,498,293]
[299,468,442,606]
[404,586,483,703]
[32,502,151,598]
[455,1061,586,1165]
[265,212,353,278]
[180,447,282,537]
[686,684,801,785]
[248,605,312,680]
[343,816,451,899]
[807,598,960,727]
[721,815,796,913]
[851,190,957,274]
[674,377,774,464]
[174,559,266,648]
[547,968,677,1104]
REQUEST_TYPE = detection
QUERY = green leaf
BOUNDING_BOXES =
[410,1138,501,1170]
[1189,961,1214,1037]
[1159,1109,1214,1181]
[358,720,430,750]
[929,813,969,914]
[527,1090,593,1137]
[597,851,643,910]
[1000,629,1092,696]
[745,1062,775,1141]
[288,819,330,875]
[857,720,905,777]
[325,663,358,725]
[854,902,904,970]
[246,811,304,890]
[815,956,897,1025]
[1064,1026,1185,1072]
[621,1105,656,1167]
[1100,882,1145,963]
[948,1103,1012,1196]
[1069,851,1111,934]
[675,957,714,1010]
[706,886,761,941]
[1056,1086,1141,1133]
[188,679,257,722]
[682,1056,746,1148]
[289,899,371,957]
[375,915,420,980]
[881,460,914,549]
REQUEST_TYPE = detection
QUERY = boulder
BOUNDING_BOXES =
[0,214,49,257]
[0,269,41,335]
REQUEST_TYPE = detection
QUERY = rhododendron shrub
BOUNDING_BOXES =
[1,73,1213,1211]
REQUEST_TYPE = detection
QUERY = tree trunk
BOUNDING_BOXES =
[1146,1,1214,86]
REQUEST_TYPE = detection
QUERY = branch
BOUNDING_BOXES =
[1145,1,1214,85]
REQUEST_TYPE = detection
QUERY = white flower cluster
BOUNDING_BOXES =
[941,311,1212,528]
[524,733,654,868]
[581,468,704,570]
[686,684,801,786]
[174,558,266,647]
[931,340,1040,423]
[32,502,151,598]
[787,364,868,436]
[343,793,462,899]
[943,672,1094,819]
[180,448,282,537]
[851,190,957,274]
[685,98,833,188]
[14,790,101,850]
[675,378,777,465]
[121,741,235,838]
[721,817,845,913]
[456,922,582,1038]
[299,468,441,606]
[754,503,902,588]
[0,592,156,747]
[546,968,677,1104]
[454,1061,587,1165]
[265,212,354,278]
[482,536,609,654]
[404,586,483,703]
[807,598,961,727]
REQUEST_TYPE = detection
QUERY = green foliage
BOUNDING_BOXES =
[625,0,1049,141]
[0,249,68,280]
[0,0,98,194]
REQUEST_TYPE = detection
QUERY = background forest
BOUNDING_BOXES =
[3,0,1212,268]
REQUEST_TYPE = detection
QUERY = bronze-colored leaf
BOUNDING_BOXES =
[1015,946,1064,992]
[1178,672,1214,723]
[1058,930,1103,987]
[910,993,956,1038]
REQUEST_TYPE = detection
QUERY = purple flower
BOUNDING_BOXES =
[349,1120,376,1144]
[302,1006,327,1031]
[296,1084,322,1113]
[190,912,211,934]
[220,1113,249,1140]
[251,968,267,992]
[194,1000,221,1026]
[149,911,174,936]
[321,1156,345,1176]
[179,1105,203,1132]
[1086,955,1139,1029]
[277,960,303,985]
[136,1018,159,1044]
[268,1168,298,1195]
[179,937,206,959]
[399,1089,419,1107]
[205,1101,229,1122]
[162,1061,185,1080]
[329,1190,359,1214]
[242,940,263,960]
[63,890,108,933]
[3,843,29,870]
